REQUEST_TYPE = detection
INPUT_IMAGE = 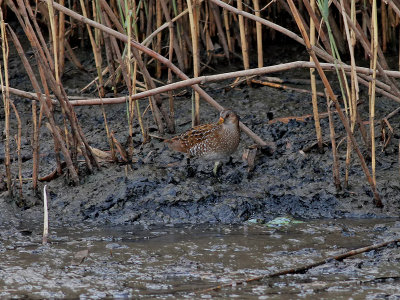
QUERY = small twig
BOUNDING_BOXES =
[251,78,326,97]
[42,185,49,245]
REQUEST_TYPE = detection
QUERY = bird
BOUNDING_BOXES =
[164,109,240,175]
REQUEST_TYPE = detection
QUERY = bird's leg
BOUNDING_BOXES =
[213,161,222,176]
[186,157,195,177]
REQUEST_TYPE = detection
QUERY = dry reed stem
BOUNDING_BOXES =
[214,0,398,104]
[325,89,341,191]
[133,61,149,143]
[98,88,116,162]
[58,0,66,76]
[237,0,250,85]
[23,0,55,73]
[333,0,400,100]
[14,1,98,173]
[36,50,57,183]
[339,0,356,187]
[36,0,400,150]
[127,1,134,145]
[45,0,266,146]
[63,61,400,106]
[11,1,44,190]
[0,11,12,196]
[209,0,332,62]
[156,0,162,78]
[222,0,233,52]
[159,0,185,71]
[46,0,60,83]
[251,79,325,97]
[79,0,104,97]
[141,1,193,48]
[9,100,23,198]
[7,26,79,184]
[370,0,378,185]
[301,0,332,54]
[64,40,86,71]
[100,0,172,133]
[382,0,388,52]
[103,13,130,92]
[32,36,98,173]
[160,0,176,132]
[187,0,201,126]
[309,0,323,152]
[102,23,118,93]
[253,0,263,68]
[9,59,400,109]
[286,0,383,207]
[210,1,230,60]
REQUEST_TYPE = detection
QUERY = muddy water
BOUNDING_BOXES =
[1,219,399,299]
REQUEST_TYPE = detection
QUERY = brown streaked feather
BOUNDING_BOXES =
[165,123,220,154]
[165,109,240,159]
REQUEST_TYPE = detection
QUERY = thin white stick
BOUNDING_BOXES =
[43,185,49,245]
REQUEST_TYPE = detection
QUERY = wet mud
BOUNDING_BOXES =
[1,219,399,298]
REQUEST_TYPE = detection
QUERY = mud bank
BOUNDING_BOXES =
[1,40,400,227]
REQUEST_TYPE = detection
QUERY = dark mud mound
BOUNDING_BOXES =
[10,109,396,227]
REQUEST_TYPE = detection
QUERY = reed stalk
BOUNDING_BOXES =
[340,0,359,188]
[0,11,12,196]
[253,0,263,68]
[9,100,23,198]
[46,0,60,83]
[100,0,169,134]
[23,0,55,77]
[237,0,250,85]
[126,1,134,146]
[7,25,80,184]
[335,0,400,99]
[100,93,116,161]
[309,0,323,152]
[156,0,162,78]
[179,0,190,70]
[58,0,66,76]
[325,90,341,190]
[302,0,332,54]
[47,0,72,174]
[187,0,201,126]
[133,61,148,143]
[382,0,387,53]
[287,0,383,207]
[79,0,104,97]
[160,0,176,132]
[318,0,355,189]
[369,0,378,185]
[222,0,233,52]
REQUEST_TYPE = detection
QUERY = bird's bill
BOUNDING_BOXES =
[218,117,224,124]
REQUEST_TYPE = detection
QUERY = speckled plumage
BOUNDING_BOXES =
[165,109,240,160]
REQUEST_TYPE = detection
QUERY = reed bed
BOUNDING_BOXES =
[2,0,400,207]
